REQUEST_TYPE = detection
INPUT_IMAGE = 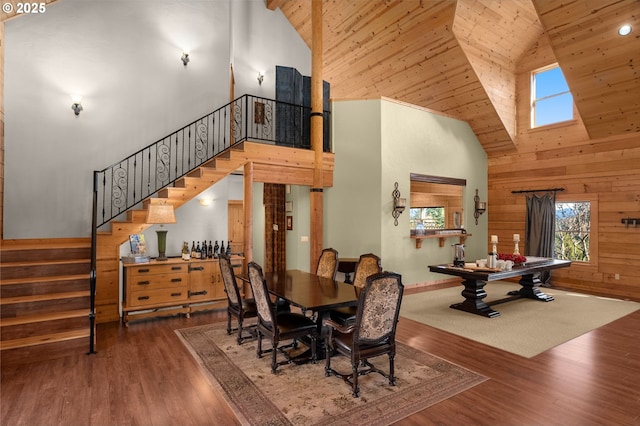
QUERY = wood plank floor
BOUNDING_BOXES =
[2,287,639,426]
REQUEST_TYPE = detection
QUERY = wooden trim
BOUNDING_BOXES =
[410,173,466,186]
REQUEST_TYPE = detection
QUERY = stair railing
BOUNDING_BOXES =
[88,94,330,353]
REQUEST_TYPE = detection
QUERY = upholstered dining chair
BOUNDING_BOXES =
[323,271,404,397]
[247,261,318,373]
[316,248,339,280]
[219,253,257,345]
[329,253,382,325]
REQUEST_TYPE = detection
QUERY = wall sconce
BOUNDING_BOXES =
[392,181,406,226]
[181,52,190,66]
[257,72,264,85]
[71,102,83,116]
[474,188,486,225]
[198,197,213,206]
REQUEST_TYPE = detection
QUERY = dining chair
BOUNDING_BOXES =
[323,271,404,397]
[247,261,318,373]
[328,253,382,325]
[219,253,258,345]
[316,248,339,280]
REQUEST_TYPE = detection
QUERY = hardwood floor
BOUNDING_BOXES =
[2,289,639,426]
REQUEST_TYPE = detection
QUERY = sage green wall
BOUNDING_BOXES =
[285,185,311,271]
[326,99,488,285]
[325,101,383,260]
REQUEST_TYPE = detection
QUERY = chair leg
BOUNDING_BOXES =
[237,316,243,345]
[351,360,360,398]
[311,335,317,364]
[271,337,278,373]
[256,330,263,359]
[324,336,332,376]
[226,309,232,335]
[389,353,396,386]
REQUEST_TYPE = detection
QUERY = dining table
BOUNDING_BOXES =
[428,257,571,318]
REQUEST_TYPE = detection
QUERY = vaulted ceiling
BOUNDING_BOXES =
[271,0,640,156]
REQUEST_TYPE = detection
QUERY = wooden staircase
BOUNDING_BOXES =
[0,238,93,367]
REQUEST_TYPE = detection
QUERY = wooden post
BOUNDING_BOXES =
[309,0,324,268]
[243,161,253,265]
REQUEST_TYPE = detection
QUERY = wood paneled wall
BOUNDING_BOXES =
[488,35,640,301]
[1,21,4,239]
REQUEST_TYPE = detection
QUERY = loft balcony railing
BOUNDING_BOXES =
[88,94,330,353]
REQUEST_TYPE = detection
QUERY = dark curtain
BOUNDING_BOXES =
[264,184,286,272]
[525,192,556,286]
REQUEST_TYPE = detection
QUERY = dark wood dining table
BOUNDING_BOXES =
[429,257,571,318]
[260,269,359,313]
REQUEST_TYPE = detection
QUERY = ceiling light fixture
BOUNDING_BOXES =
[618,24,632,36]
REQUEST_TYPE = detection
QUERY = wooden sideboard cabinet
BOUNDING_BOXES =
[122,257,244,325]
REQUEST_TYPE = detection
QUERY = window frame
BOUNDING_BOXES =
[530,64,574,129]
[554,193,598,269]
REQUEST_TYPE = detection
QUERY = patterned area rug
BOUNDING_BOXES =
[176,322,486,426]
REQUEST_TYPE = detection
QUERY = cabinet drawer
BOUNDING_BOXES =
[128,285,189,308]
[128,273,188,291]
[129,264,187,277]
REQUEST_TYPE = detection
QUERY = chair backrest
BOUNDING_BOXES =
[316,248,339,279]
[247,261,275,328]
[354,272,404,343]
[352,253,382,289]
[219,253,241,307]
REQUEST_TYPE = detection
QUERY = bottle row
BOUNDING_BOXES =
[181,240,231,261]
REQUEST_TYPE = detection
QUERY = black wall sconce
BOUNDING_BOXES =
[257,72,264,85]
[392,181,406,226]
[474,188,486,225]
[71,102,83,116]
[181,52,190,66]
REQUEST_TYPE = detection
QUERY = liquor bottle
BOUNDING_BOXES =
[208,241,213,258]
[181,241,190,261]
[213,240,219,258]
[220,241,225,257]
[191,241,196,259]
[196,242,201,259]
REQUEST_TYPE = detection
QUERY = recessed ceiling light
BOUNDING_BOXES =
[618,24,632,36]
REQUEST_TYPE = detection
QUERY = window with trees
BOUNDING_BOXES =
[555,201,591,262]
[531,64,573,127]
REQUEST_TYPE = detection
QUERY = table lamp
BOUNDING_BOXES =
[145,199,177,261]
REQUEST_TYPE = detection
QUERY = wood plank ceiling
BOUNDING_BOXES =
[273,0,640,155]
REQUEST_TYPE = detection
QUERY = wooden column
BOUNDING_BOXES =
[309,0,324,268]
[1,21,5,239]
[243,161,253,265]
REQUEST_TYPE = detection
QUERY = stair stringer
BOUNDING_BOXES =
[94,141,334,324]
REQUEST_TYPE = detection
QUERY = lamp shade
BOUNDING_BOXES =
[145,201,177,224]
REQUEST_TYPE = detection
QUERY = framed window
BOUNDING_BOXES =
[410,207,445,230]
[554,195,597,266]
[531,64,573,128]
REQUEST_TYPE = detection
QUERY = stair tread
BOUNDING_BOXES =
[1,259,90,267]
[0,273,90,286]
[1,290,91,305]
[0,309,90,326]
[0,239,90,251]
[0,329,90,350]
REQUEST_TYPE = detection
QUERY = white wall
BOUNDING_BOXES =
[326,99,488,285]
[4,0,311,239]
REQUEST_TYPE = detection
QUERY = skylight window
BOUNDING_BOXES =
[531,64,574,128]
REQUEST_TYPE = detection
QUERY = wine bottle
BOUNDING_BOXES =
[191,241,196,259]
[196,242,201,259]
[220,241,225,257]
[181,241,190,261]
[208,241,213,258]
[226,240,232,256]
[202,240,207,259]
[213,240,219,258]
